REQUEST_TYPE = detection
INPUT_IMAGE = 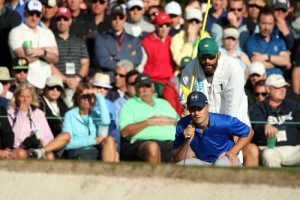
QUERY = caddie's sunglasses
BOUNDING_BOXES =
[200,54,217,61]
[92,0,107,4]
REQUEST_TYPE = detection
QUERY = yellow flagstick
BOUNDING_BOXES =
[200,0,211,40]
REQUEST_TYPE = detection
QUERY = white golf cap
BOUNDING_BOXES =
[249,62,266,76]
[265,74,290,88]
[165,1,182,15]
[185,8,203,21]
[127,0,143,10]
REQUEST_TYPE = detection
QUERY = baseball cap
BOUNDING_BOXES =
[111,4,126,16]
[249,62,266,76]
[127,0,143,10]
[248,0,266,7]
[273,0,288,10]
[46,75,64,88]
[93,73,112,89]
[25,0,43,13]
[41,0,57,7]
[154,12,171,26]
[12,57,29,70]
[265,74,290,88]
[187,91,208,109]
[197,38,219,57]
[165,1,182,15]
[185,8,203,21]
[56,7,72,19]
[134,73,152,88]
[223,27,239,39]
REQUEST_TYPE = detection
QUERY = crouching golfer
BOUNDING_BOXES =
[172,91,253,166]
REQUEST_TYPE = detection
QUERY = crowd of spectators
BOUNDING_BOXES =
[0,0,300,167]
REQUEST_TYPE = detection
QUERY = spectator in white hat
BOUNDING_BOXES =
[124,0,154,39]
[165,1,183,36]
[0,66,15,100]
[170,8,210,67]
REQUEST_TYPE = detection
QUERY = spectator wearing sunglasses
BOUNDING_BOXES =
[170,8,210,68]
[9,57,29,95]
[39,75,68,138]
[94,4,142,78]
[8,0,58,89]
[165,1,183,37]
[249,74,300,167]
[124,0,154,40]
[253,79,268,103]
[247,0,266,23]
[211,0,256,50]
[146,5,163,23]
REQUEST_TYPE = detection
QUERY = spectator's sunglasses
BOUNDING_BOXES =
[0,81,9,85]
[254,92,267,97]
[48,86,63,92]
[129,6,142,11]
[187,19,201,24]
[111,15,125,20]
[149,12,158,17]
[15,69,28,74]
[157,24,170,28]
[275,8,287,12]
[79,94,93,100]
[230,8,243,12]
[56,16,69,22]
[94,86,109,90]
[199,54,217,61]
[169,14,179,18]
[248,4,263,9]
[28,11,42,18]
[92,0,107,4]
[115,73,126,78]
[224,36,237,41]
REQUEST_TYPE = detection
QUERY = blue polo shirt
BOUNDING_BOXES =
[244,33,287,76]
[205,9,227,33]
[173,113,250,163]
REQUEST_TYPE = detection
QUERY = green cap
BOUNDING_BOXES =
[197,38,219,56]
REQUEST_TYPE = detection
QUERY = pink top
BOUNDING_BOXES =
[8,107,54,148]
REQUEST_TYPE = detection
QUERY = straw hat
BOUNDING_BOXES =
[93,73,112,89]
[0,66,15,81]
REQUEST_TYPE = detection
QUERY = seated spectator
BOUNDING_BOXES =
[7,83,54,159]
[39,75,69,138]
[253,79,268,103]
[244,7,291,76]
[107,60,134,102]
[219,27,251,79]
[172,91,253,166]
[95,4,142,77]
[91,73,120,151]
[124,0,154,39]
[34,83,119,161]
[0,67,15,106]
[142,12,175,84]
[170,8,209,67]
[244,62,267,107]
[249,74,300,167]
[119,74,178,163]
[11,57,29,87]
[0,83,8,108]
[165,1,183,36]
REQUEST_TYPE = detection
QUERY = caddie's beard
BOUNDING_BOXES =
[201,59,218,77]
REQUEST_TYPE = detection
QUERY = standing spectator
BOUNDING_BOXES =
[119,74,178,163]
[53,7,90,90]
[124,0,154,39]
[0,0,21,68]
[7,83,54,159]
[39,75,69,137]
[86,0,111,70]
[244,7,291,76]
[67,0,91,39]
[170,8,209,67]
[249,74,300,167]
[8,0,58,89]
[205,0,227,34]
[219,26,251,78]
[211,0,256,50]
[180,38,251,127]
[146,5,163,23]
[247,0,266,23]
[165,1,183,37]
[106,60,134,102]
[142,12,175,84]
[94,4,142,77]
[40,0,57,30]
[253,79,268,103]
[173,91,253,166]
